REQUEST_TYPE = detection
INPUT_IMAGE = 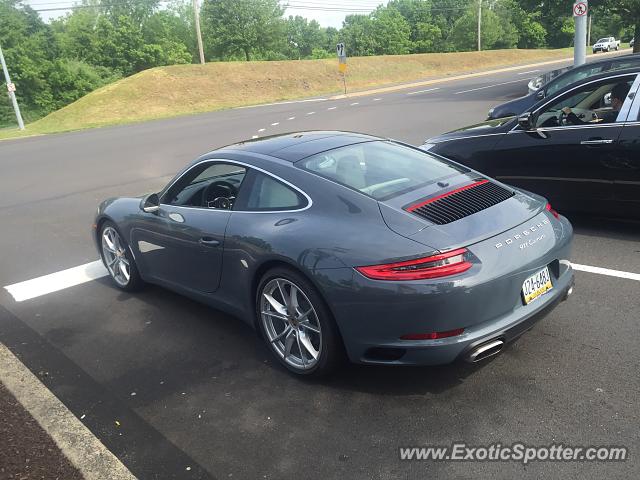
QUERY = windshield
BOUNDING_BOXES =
[596,38,609,43]
[298,141,466,200]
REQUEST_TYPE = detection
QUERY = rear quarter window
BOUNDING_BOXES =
[243,172,307,211]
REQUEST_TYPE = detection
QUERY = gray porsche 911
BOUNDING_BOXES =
[94,131,574,376]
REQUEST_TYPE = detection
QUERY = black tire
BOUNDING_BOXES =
[99,221,144,292]
[256,266,344,377]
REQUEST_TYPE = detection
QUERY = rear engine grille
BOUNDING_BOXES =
[406,180,514,225]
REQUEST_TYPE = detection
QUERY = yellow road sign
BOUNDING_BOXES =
[339,62,347,73]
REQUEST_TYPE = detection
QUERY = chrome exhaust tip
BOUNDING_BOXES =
[465,339,504,363]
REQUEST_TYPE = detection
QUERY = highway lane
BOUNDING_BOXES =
[0,53,639,479]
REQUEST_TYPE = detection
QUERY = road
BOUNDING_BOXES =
[0,55,638,479]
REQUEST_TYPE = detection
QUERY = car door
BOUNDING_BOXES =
[133,160,247,293]
[615,76,640,215]
[490,74,638,214]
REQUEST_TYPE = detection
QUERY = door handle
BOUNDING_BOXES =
[199,237,220,247]
[580,139,613,145]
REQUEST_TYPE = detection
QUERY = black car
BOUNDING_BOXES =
[422,69,640,219]
[488,54,640,120]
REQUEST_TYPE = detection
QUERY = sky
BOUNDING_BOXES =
[25,1,386,29]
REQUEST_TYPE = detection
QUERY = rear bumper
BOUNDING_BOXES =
[328,212,574,366]
[345,267,573,366]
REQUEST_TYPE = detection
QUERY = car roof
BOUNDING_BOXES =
[215,131,381,162]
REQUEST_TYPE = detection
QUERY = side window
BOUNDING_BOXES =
[243,172,307,211]
[535,77,635,129]
[163,162,246,209]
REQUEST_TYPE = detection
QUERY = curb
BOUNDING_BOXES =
[0,343,137,480]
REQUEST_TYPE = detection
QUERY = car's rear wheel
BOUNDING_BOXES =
[100,222,143,291]
[257,267,342,376]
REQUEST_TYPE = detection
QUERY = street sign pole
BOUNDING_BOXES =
[0,42,25,130]
[573,1,588,66]
[336,43,347,95]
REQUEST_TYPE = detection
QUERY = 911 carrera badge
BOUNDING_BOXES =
[494,219,550,250]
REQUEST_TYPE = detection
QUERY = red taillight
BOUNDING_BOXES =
[545,202,560,219]
[355,248,472,281]
[400,328,465,340]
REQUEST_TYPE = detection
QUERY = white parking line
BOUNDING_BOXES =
[258,128,265,132]
[271,122,279,126]
[572,264,640,282]
[373,98,382,101]
[287,116,295,120]
[406,87,440,96]
[350,102,359,106]
[327,106,337,110]
[454,79,525,95]
[306,111,315,115]
[517,69,540,75]
[4,261,107,302]
[3,259,639,303]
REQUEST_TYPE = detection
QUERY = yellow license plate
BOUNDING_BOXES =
[522,267,553,304]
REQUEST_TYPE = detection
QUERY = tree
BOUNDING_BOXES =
[370,6,413,55]
[200,0,285,61]
[494,0,545,48]
[449,4,513,51]
[285,16,325,59]
[341,15,376,57]
[387,0,442,53]
[605,0,640,52]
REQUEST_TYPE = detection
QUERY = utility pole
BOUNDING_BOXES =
[477,0,482,51]
[193,0,205,65]
[0,41,25,130]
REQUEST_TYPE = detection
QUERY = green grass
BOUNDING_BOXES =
[0,48,585,140]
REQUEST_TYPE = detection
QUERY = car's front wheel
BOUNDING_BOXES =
[99,221,143,291]
[256,267,342,376]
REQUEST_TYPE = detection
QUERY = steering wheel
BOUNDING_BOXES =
[201,180,236,209]
[559,109,569,126]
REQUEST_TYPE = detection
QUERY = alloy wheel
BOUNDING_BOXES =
[260,278,322,370]
[101,226,131,287]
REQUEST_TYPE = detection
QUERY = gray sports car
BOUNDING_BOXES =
[94,131,574,376]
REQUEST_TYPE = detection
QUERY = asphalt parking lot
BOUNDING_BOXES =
[1,56,638,479]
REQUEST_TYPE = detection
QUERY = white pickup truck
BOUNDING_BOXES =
[593,37,620,53]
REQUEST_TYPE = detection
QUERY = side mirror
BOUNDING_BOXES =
[140,193,160,213]
[517,112,535,131]
[536,89,545,100]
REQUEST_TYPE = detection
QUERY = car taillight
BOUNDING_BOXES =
[355,248,472,281]
[400,328,465,340]
[545,202,559,219]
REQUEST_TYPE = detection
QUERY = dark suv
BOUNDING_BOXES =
[488,54,640,119]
